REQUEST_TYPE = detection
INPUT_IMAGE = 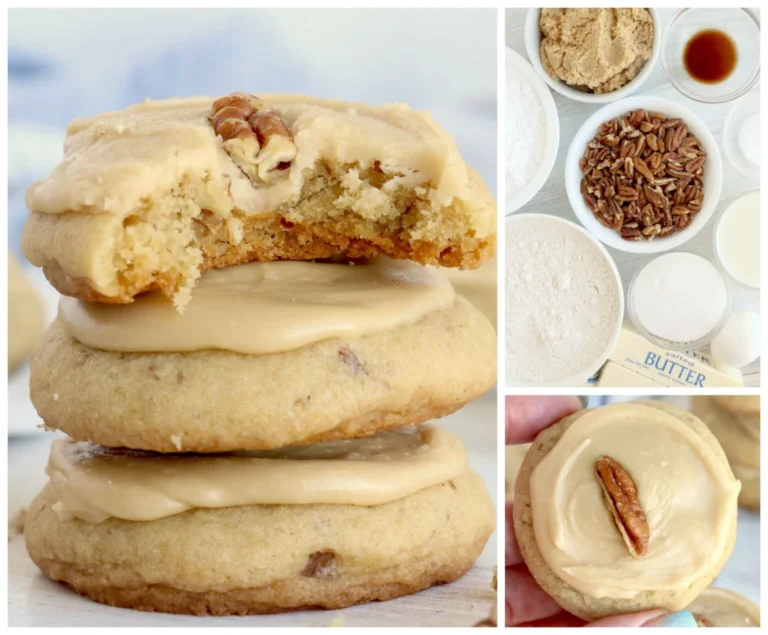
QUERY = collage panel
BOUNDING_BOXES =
[505,7,760,389]
[7,8,498,627]
[505,395,760,627]
[503,6,762,630]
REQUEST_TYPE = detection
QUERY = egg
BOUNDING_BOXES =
[710,312,761,369]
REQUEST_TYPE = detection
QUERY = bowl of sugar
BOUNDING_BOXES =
[628,252,730,350]
[505,47,559,214]
[505,214,623,386]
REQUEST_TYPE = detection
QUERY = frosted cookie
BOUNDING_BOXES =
[712,396,761,417]
[8,256,46,372]
[30,259,496,452]
[514,400,739,621]
[687,587,760,627]
[23,93,495,307]
[438,257,497,330]
[25,428,495,615]
[692,396,760,510]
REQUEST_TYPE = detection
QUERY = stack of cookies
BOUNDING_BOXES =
[21,93,497,615]
[691,396,760,511]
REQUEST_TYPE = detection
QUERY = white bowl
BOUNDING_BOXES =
[505,46,559,214]
[505,214,624,387]
[565,96,723,254]
[524,8,661,104]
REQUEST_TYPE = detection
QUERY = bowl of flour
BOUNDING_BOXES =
[505,47,559,214]
[505,214,623,386]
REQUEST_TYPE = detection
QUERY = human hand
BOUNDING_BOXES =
[504,396,697,628]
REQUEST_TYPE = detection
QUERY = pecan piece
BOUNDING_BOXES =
[595,456,650,557]
[339,346,366,376]
[579,109,706,241]
[209,92,297,183]
[301,550,338,578]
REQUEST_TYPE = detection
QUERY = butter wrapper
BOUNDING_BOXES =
[608,327,743,388]
[596,361,664,387]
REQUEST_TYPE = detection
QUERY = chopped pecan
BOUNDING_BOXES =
[301,550,338,578]
[595,456,650,557]
[581,111,707,240]
[209,92,297,183]
[339,347,366,376]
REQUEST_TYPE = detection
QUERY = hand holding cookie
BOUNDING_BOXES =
[505,397,710,628]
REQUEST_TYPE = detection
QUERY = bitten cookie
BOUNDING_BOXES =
[22,94,495,307]
[513,400,739,621]
[25,469,494,616]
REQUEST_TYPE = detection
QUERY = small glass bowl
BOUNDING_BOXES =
[722,88,760,183]
[662,8,760,104]
[627,252,730,351]
[713,191,761,290]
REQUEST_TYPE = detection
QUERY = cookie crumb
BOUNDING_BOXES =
[328,614,346,627]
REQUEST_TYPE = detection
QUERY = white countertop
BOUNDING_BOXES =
[505,8,760,387]
[8,391,497,627]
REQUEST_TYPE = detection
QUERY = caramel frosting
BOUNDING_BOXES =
[437,257,497,330]
[688,587,760,627]
[530,402,740,599]
[58,259,455,354]
[26,94,489,223]
[47,425,467,523]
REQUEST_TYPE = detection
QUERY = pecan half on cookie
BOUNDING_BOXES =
[209,92,297,184]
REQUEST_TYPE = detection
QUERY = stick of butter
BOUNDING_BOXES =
[596,362,664,387]
[607,326,743,388]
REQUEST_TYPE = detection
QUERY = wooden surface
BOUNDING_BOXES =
[8,393,497,627]
[505,8,760,387]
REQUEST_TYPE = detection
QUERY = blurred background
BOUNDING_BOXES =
[8,8,496,256]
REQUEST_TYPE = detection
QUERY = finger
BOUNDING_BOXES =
[585,609,670,627]
[505,396,583,444]
[505,563,563,626]
[505,501,522,566]
[517,612,586,627]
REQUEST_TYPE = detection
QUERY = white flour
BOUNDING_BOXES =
[506,63,546,198]
[505,216,621,384]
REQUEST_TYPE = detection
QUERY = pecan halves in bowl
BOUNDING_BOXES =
[209,92,297,183]
[580,109,706,241]
[595,455,650,557]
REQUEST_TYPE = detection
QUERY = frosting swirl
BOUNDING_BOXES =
[530,402,740,599]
